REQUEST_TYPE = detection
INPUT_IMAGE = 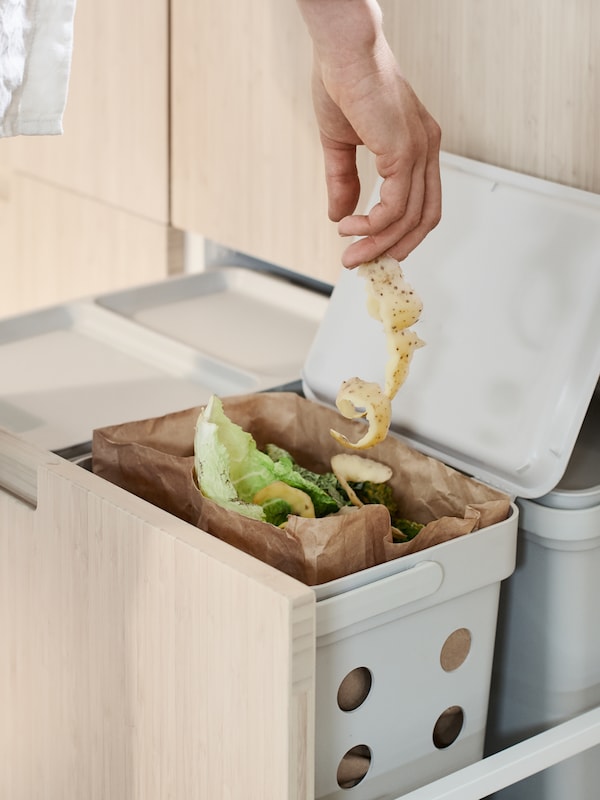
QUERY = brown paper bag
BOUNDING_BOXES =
[92,392,510,586]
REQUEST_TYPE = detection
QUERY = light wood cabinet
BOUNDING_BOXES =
[3,0,598,313]
[0,430,315,800]
[0,0,176,319]
[380,0,600,195]
[9,0,169,219]
[171,0,600,287]
[0,160,16,285]
[170,0,348,286]
[0,173,178,319]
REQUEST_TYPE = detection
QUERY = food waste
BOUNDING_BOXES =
[331,255,424,450]
[194,394,423,542]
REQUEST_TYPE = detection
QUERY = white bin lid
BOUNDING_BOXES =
[302,153,600,499]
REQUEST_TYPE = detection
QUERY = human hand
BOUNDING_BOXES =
[298,0,442,268]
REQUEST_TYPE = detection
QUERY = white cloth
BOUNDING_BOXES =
[0,0,76,137]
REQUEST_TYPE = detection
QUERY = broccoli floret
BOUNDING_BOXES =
[351,481,424,541]
[261,497,292,527]
[350,480,399,514]
[392,519,425,542]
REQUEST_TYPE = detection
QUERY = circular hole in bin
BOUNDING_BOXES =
[337,667,373,712]
[336,744,372,788]
[433,705,464,749]
[440,628,472,671]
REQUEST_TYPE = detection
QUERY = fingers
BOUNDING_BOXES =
[387,150,442,260]
[321,138,362,221]
[340,148,419,237]
[339,120,442,268]
[339,172,441,267]
[310,61,364,222]
[338,157,425,241]
[340,173,441,267]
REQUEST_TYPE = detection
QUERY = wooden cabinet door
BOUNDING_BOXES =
[0,174,177,318]
[0,159,15,287]
[170,0,351,285]
[0,431,315,800]
[8,0,170,223]
[0,0,174,319]
[380,0,600,194]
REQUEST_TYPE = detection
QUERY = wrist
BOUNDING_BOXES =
[297,0,384,67]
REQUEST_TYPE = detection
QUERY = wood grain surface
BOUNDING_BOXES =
[0,432,315,799]
[172,0,599,283]
[382,0,600,193]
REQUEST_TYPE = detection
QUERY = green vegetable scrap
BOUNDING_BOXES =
[194,396,342,522]
[260,497,292,527]
[265,444,351,515]
[351,481,424,541]
[393,518,425,542]
[350,480,398,513]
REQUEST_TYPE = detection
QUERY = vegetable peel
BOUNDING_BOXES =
[330,377,392,450]
[331,256,424,450]
[253,481,315,518]
[331,453,393,507]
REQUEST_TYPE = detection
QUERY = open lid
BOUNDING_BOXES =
[302,153,600,499]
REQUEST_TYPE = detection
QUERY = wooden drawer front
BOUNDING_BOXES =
[0,431,316,800]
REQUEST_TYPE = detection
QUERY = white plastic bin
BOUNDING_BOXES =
[313,517,517,800]
[486,386,600,800]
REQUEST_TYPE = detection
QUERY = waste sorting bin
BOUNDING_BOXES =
[486,384,600,800]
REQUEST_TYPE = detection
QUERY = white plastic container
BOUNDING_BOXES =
[312,519,517,800]
[486,386,600,800]
[303,152,600,799]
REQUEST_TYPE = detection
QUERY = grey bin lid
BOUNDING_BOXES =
[302,153,600,500]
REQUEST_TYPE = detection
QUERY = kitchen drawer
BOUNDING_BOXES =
[0,430,315,800]
[4,427,600,800]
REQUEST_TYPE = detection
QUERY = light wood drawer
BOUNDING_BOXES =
[0,430,315,800]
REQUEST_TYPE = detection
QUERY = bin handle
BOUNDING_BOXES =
[316,560,444,638]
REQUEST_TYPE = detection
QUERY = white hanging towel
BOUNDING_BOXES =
[0,0,76,137]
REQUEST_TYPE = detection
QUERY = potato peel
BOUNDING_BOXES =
[361,258,423,331]
[331,452,393,506]
[384,328,426,399]
[253,481,315,518]
[330,453,393,484]
[331,256,424,450]
[330,377,392,450]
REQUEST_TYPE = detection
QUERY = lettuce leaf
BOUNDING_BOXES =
[194,395,273,520]
[194,396,347,522]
